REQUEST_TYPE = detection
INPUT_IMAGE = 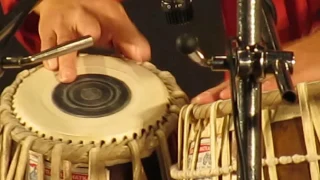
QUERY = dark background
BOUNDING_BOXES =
[0,4,29,92]
[0,0,227,98]
[122,0,226,97]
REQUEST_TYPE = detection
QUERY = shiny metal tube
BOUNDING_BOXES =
[29,36,94,63]
[236,0,263,179]
[188,50,210,67]
[1,36,94,69]
[237,77,262,180]
[272,60,296,103]
[261,4,297,103]
[261,4,281,50]
[237,0,262,46]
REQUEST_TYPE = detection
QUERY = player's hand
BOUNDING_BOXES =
[192,30,320,104]
[34,0,150,83]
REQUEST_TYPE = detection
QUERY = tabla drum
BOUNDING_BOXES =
[0,54,188,180]
[170,81,320,180]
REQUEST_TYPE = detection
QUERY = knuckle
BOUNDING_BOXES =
[73,5,87,20]
[73,8,102,40]
[57,35,74,44]
[89,28,102,42]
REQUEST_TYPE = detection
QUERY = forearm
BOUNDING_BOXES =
[284,29,320,52]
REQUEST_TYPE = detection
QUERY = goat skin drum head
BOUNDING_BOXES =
[13,54,169,144]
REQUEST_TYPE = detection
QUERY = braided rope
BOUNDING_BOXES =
[170,154,320,179]
[0,58,189,180]
[171,81,320,180]
[180,81,320,121]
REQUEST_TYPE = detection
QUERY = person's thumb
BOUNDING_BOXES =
[191,81,230,104]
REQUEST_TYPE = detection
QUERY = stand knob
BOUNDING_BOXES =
[176,33,199,54]
[176,33,210,67]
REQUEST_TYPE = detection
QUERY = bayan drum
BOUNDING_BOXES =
[0,54,188,180]
[170,82,320,180]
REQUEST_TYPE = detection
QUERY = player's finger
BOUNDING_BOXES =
[55,26,78,83]
[191,80,230,104]
[39,16,58,70]
[88,0,151,61]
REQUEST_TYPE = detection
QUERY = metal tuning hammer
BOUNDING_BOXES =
[0,35,94,76]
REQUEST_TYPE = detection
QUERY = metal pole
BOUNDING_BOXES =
[237,0,262,45]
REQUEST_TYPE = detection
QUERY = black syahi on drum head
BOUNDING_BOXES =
[52,74,131,118]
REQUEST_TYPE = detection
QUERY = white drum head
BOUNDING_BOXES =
[13,54,169,144]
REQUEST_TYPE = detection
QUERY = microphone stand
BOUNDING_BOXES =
[168,0,296,179]
[0,0,94,77]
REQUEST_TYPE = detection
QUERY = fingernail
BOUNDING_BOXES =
[191,92,213,104]
[219,89,229,99]
[48,59,57,70]
[43,61,49,69]
[58,73,66,82]
[135,47,144,62]
[135,44,150,62]
[58,71,71,82]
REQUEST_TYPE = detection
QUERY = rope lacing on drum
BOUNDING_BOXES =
[170,154,320,179]
[171,81,320,180]
[143,62,189,114]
